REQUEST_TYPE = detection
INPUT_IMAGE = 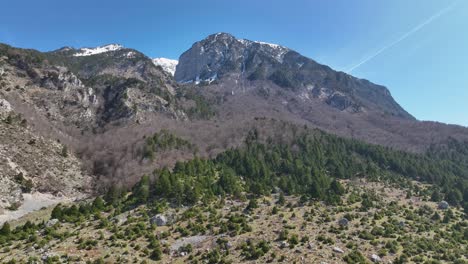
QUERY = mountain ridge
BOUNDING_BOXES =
[175,33,413,120]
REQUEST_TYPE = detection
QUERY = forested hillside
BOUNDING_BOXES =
[124,122,468,214]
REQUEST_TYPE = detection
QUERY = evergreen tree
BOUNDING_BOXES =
[92,197,105,211]
[61,145,68,157]
[431,189,442,202]
[51,204,63,219]
[330,179,345,195]
[0,222,11,236]
[134,175,150,204]
[277,192,286,206]
[104,185,122,205]
[246,198,258,212]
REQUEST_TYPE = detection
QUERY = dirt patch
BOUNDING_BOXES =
[0,192,71,225]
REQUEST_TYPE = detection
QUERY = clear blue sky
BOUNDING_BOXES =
[1,0,467,126]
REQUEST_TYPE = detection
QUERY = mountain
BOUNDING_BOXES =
[0,34,467,264]
[176,33,412,119]
[172,33,468,152]
[0,34,467,219]
[152,57,178,76]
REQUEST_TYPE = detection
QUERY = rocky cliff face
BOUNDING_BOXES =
[47,45,186,123]
[0,43,186,131]
[175,33,413,119]
[0,96,91,211]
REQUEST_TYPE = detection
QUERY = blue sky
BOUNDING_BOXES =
[1,0,467,126]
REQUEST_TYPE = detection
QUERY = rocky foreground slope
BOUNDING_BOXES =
[0,179,466,263]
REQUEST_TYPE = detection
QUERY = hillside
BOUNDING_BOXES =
[0,177,466,263]
[0,33,467,263]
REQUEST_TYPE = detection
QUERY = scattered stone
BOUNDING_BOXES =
[280,241,289,249]
[41,252,57,261]
[333,247,344,254]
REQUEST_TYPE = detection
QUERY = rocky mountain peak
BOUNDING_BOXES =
[175,33,413,119]
[175,33,290,83]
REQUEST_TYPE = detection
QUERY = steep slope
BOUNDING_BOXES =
[0,43,187,214]
[0,96,90,215]
[46,44,186,124]
[175,33,413,119]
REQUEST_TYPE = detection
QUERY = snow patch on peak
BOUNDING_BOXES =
[73,44,123,57]
[152,58,178,76]
[254,41,289,63]
[254,41,283,49]
[238,39,252,45]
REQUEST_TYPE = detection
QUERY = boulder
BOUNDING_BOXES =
[370,254,382,263]
[46,218,59,227]
[438,201,449,210]
[338,218,349,226]
[0,99,12,116]
[150,214,168,226]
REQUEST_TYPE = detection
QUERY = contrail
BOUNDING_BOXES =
[346,1,459,73]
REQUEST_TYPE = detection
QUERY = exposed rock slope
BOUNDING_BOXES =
[0,96,90,211]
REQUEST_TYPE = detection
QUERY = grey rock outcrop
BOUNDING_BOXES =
[438,201,449,210]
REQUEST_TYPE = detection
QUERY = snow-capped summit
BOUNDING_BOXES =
[73,44,123,57]
[152,58,178,76]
